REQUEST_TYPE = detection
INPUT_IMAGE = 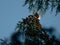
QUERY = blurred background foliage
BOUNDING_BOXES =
[24,0,60,15]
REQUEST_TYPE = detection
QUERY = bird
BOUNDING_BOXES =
[34,13,42,30]
[34,12,41,20]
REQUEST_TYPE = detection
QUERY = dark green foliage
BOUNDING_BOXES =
[24,0,60,15]
[0,39,8,45]
[10,32,21,45]
[15,14,60,45]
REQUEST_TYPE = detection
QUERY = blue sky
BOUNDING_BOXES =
[0,0,60,39]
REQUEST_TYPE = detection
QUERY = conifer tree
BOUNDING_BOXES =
[0,13,60,45]
[14,13,59,45]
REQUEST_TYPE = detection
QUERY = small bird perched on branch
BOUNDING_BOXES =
[27,12,42,30]
[34,12,41,20]
[34,13,42,30]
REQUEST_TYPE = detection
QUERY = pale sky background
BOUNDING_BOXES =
[0,0,60,39]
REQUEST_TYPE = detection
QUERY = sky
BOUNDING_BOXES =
[0,0,60,39]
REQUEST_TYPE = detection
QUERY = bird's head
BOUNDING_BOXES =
[34,13,41,20]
